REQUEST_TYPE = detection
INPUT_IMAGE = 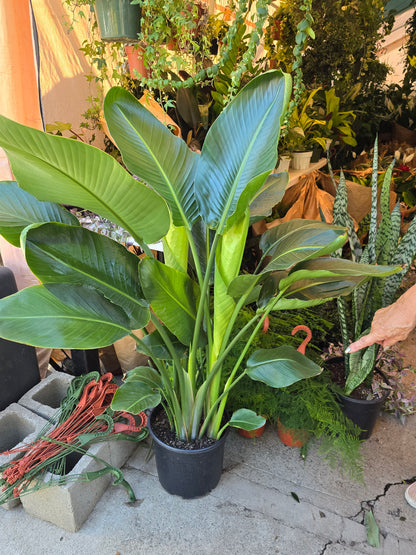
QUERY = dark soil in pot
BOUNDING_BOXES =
[325,356,387,400]
[150,407,218,450]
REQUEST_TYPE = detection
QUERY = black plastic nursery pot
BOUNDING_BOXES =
[325,356,389,440]
[337,390,389,440]
[148,406,228,499]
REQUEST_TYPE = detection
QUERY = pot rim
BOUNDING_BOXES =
[148,405,229,455]
[324,355,390,403]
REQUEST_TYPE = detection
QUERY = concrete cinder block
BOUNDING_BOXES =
[20,441,112,532]
[0,403,48,510]
[108,437,139,469]
[18,372,73,422]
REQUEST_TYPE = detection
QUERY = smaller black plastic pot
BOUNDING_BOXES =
[148,406,228,499]
[337,389,389,440]
[325,356,389,439]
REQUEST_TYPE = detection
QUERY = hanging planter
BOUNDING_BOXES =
[94,0,141,42]
[147,405,228,499]
[125,45,147,79]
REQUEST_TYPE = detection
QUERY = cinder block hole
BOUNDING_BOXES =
[0,415,35,452]
[32,379,70,409]
[51,451,84,476]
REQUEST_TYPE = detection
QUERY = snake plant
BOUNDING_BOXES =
[332,140,416,395]
[0,71,399,440]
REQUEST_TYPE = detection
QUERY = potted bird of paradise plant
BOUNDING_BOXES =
[0,71,400,498]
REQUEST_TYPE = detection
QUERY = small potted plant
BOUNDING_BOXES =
[0,71,399,498]
[325,141,416,437]
[285,88,329,170]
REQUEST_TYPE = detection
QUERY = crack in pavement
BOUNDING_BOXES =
[319,539,334,554]
[351,476,416,524]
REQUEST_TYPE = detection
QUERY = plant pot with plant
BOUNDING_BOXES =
[0,71,399,498]
[325,141,416,438]
[285,88,329,170]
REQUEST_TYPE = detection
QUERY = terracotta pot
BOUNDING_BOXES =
[237,422,266,438]
[125,45,147,79]
[276,418,309,447]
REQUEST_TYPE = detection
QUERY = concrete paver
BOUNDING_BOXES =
[0,411,415,554]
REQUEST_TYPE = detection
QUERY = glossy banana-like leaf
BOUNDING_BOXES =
[246,345,322,388]
[249,171,289,222]
[0,181,80,247]
[259,220,348,272]
[283,257,401,289]
[104,87,199,228]
[111,381,161,413]
[162,223,189,273]
[227,274,262,299]
[139,257,200,346]
[23,222,149,329]
[195,71,291,231]
[213,210,249,357]
[123,366,163,389]
[256,272,334,310]
[277,254,400,302]
[136,329,187,360]
[0,284,131,348]
[229,409,266,430]
[0,114,170,245]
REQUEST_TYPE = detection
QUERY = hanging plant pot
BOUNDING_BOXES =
[94,0,141,42]
[147,406,229,499]
[276,418,309,447]
[290,150,313,170]
[125,45,147,79]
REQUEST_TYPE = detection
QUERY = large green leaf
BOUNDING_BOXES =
[249,171,289,222]
[246,346,322,388]
[259,220,348,272]
[139,257,200,345]
[0,181,79,247]
[284,257,401,287]
[274,257,399,304]
[104,87,199,227]
[0,114,170,245]
[0,284,131,348]
[111,381,161,413]
[23,222,149,328]
[229,409,266,431]
[195,70,291,231]
[124,366,163,389]
[137,329,187,360]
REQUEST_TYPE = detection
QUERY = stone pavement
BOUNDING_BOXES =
[0,411,415,555]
